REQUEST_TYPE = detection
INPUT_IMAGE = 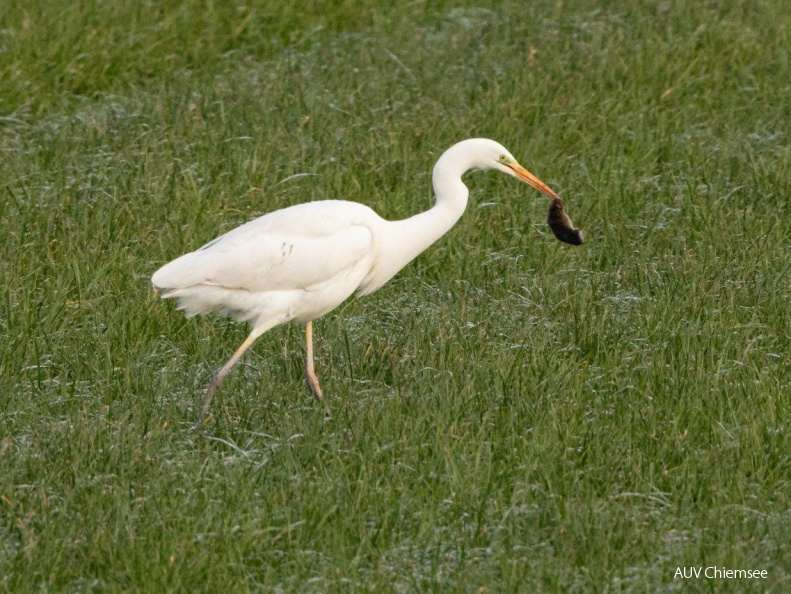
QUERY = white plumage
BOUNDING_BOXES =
[153,201,376,324]
[152,138,559,417]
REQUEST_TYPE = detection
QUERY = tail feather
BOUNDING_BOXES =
[151,252,207,292]
[159,285,259,323]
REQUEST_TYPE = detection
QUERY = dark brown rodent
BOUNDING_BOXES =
[547,197,584,246]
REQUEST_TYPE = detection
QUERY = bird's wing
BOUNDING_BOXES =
[152,201,376,293]
[195,200,375,252]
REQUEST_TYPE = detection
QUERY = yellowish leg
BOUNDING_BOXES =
[305,320,323,399]
[305,321,331,417]
[201,332,259,417]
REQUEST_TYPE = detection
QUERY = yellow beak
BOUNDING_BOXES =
[509,162,559,199]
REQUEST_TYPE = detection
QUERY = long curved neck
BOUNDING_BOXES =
[431,145,471,220]
[358,141,494,295]
[388,144,472,261]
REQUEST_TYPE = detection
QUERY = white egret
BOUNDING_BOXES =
[152,138,562,415]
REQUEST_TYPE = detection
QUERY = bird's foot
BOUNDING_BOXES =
[193,376,221,428]
[191,412,213,431]
[306,371,331,417]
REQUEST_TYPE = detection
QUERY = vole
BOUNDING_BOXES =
[547,197,584,246]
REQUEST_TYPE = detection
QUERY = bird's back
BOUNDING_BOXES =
[152,200,381,327]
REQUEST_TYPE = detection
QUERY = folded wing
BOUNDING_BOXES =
[154,202,373,290]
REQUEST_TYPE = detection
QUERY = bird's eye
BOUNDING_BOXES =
[499,154,507,162]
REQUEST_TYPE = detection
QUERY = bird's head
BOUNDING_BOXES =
[484,140,559,199]
[445,138,559,199]
[435,138,560,200]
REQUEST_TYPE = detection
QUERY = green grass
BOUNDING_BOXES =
[2,0,791,590]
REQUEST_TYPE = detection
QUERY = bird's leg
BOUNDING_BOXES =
[305,321,332,418]
[200,332,259,418]
[305,320,323,400]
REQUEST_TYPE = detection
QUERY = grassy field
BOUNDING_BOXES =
[2,0,791,590]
